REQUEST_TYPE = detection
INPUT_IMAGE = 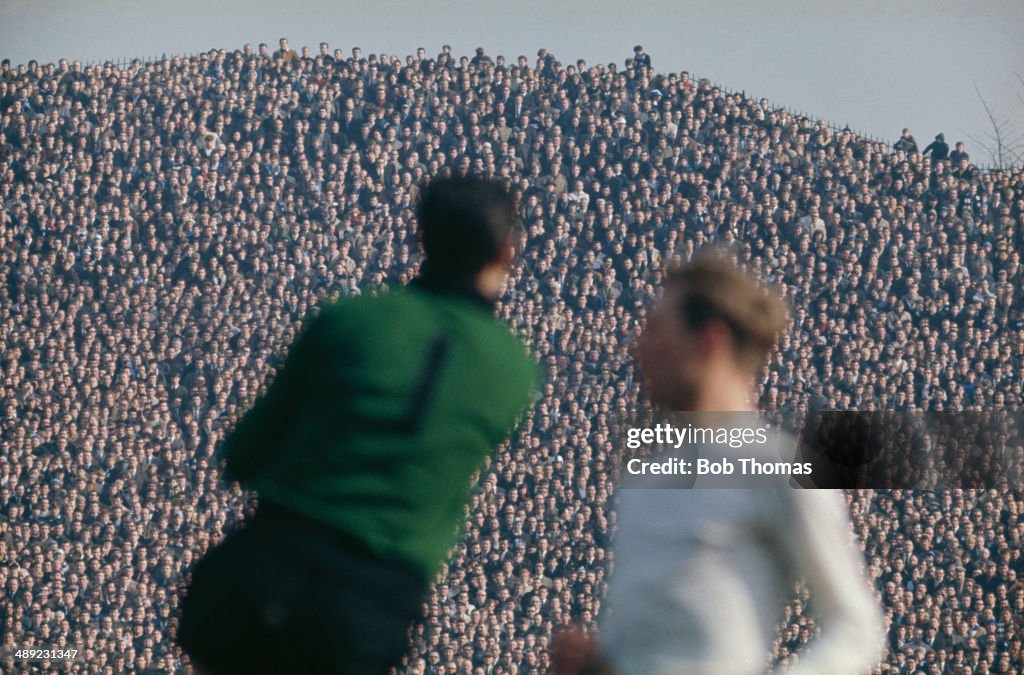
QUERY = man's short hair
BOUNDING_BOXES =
[666,247,789,370]
[417,176,517,283]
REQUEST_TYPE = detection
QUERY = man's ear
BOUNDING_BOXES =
[497,236,517,268]
[502,241,516,265]
[697,319,733,361]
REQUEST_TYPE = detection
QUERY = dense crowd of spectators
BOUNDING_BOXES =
[1,38,1023,674]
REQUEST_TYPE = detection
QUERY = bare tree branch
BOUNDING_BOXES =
[972,80,1024,170]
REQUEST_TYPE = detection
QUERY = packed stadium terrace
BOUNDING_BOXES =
[1,42,1023,674]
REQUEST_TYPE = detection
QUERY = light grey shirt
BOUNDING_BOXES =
[603,480,884,674]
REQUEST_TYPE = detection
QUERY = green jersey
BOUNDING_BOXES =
[225,282,537,582]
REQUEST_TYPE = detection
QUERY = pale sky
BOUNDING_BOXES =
[2,0,1022,165]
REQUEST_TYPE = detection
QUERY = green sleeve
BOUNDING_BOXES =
[223,310,331,483]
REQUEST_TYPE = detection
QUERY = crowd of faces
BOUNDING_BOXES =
[1,39,1023,673]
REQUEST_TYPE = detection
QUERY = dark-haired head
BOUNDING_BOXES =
[417,175,518,295]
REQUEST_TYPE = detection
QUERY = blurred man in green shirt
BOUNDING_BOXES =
[179,176,537,674]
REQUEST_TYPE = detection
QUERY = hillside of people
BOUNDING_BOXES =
[1,41,1023,673]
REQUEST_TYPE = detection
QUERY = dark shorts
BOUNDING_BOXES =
[178,502,426,675]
